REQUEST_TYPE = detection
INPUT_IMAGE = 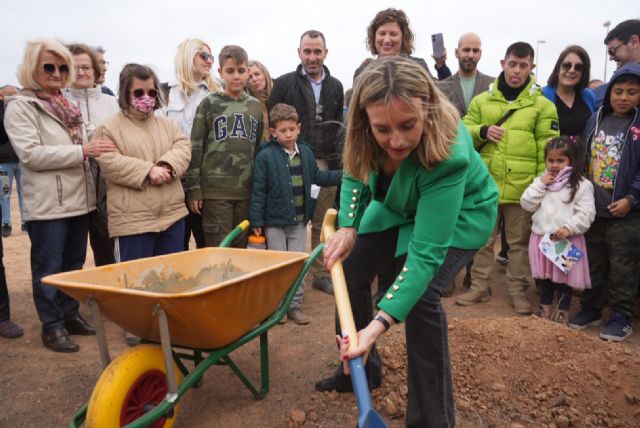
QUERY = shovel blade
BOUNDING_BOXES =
[348,357,388,428]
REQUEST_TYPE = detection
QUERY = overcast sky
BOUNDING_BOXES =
[1,1,636,92]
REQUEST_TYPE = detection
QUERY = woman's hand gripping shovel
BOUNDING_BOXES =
[321,209,387,428]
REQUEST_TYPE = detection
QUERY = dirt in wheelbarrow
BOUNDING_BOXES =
[1,196,640,428]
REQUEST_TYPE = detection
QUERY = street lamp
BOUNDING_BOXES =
[535,40,546,80]
[603,20,611,81]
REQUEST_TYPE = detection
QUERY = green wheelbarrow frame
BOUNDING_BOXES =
[68,223,323,427]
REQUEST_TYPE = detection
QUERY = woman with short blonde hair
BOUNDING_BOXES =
[4,38,116,353]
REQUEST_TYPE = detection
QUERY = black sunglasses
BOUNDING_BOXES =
[560,62,584,73]
[132,88,158,98]
[43,63,69,74]
[607,41,625,57]
[197,51,215,63]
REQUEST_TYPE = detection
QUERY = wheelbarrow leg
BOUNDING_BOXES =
[88,297,111,368]
[153,305,179,402]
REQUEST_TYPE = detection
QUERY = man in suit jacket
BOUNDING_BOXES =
[438,33,494,117]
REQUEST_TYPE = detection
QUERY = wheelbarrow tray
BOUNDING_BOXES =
[43,247,308,349]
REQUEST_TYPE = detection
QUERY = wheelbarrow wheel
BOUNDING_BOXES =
[86,344,181,428]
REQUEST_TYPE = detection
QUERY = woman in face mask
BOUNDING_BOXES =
[93,63,191,262]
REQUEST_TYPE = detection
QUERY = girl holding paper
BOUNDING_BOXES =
[520,136,595,323]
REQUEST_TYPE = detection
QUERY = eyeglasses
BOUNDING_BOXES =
[560,62,585,73]
[197,51,215,63]
[132,88,158,98]
[42,63,69,74]
[75,65,93,73]
[608,41,626,57]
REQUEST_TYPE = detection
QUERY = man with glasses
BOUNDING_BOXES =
[268,30,344,296]
[595,19,640,107]
[94,46,115,96]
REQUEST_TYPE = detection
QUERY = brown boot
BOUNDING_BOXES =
[511,294,532,315]
[455,288,490,306]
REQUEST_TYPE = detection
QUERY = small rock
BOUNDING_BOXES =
[289,409,305,424]
[491,382,507,392]
[609,364,618,372]
[508,423,525,428]
[556,414,570,428]
[307,411,319,423]
[383,400,397,416]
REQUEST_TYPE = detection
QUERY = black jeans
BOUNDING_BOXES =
[27,215,89,331]
[341,227,476,427]
[0,224,9,321]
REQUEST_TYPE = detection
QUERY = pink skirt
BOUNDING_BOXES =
[528,233,591,289]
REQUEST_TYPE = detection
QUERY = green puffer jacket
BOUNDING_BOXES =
[463,78,559,203]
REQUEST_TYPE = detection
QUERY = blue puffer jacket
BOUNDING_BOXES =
[583,62,640,210]
[542,86,596,112]
[249,139,342,227]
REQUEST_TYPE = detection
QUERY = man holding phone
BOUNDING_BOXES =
[438,33,494,116]
[458,42,559,315]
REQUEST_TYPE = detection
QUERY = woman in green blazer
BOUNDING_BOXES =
[316,56,498,427]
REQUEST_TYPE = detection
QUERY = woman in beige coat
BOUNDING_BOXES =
[3,39,116,353]
[95,64,190,262]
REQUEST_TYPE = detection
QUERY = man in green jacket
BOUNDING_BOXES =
[457,42,559,315]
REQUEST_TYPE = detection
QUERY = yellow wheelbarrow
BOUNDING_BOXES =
[43,221,321,427]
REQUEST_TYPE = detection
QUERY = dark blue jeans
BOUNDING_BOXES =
[342,227,476,428]
[28,214,89,331]
[114,219,185,262]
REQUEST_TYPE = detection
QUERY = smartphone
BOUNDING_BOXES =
[431,33,445,59]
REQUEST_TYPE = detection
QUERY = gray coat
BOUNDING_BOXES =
[438,71,494,117]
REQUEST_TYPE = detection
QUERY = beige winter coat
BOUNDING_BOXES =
[95,109,190,238]
[3,91,96,221]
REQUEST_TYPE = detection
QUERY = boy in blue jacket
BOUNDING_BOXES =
[569,63,640,341]
[249,103,342,324]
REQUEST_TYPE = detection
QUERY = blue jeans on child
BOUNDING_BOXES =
[0,163,24,227]
[27,215,89,331]
[264,223,307,309]
[114,219,185,262]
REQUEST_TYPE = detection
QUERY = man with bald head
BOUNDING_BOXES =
[438,33,494,116]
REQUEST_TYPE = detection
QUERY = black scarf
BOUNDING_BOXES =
[497,72,530,101]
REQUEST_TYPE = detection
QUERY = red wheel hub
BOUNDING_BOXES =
[120,369,169,427]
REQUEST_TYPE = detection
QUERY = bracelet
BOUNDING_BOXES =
[374,315,390,332]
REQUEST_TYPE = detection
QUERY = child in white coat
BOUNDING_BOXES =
[521,136,596,323]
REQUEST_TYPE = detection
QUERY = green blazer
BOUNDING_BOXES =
[338,123,498,321]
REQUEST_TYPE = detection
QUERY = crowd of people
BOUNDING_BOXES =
[0,9,639,427]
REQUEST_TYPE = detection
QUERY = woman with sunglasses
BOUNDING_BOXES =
[94,64,190,263]
[4,39,116,352]
[543,45,595,137]
[157,38,218,250]
[64,43,120,268]
[246,60,273,142]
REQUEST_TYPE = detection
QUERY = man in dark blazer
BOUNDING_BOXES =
[438,33,494,297]
[438,32,494,117]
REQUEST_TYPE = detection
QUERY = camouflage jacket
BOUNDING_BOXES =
[186,92,264,201]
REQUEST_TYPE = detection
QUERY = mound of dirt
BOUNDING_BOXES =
[284,317,640,427]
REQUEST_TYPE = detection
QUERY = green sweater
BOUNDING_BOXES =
[338,123,498,321]
[185,92,264,201]
[463,78,559,203]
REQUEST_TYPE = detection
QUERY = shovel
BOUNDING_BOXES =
[321,208,388,428]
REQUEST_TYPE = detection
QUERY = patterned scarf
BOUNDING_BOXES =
[41,92,84,145]
[546,166,573,192]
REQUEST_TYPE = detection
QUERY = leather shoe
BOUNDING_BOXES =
[0,319,24,338]
[312,276,334,295]
[64,315,96,335]
[315,366,381,393]
[42,327,79,353]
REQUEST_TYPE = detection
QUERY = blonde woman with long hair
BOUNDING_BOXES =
[158,37,218,250]
[247,59,273,141]
[317,56,497,427]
